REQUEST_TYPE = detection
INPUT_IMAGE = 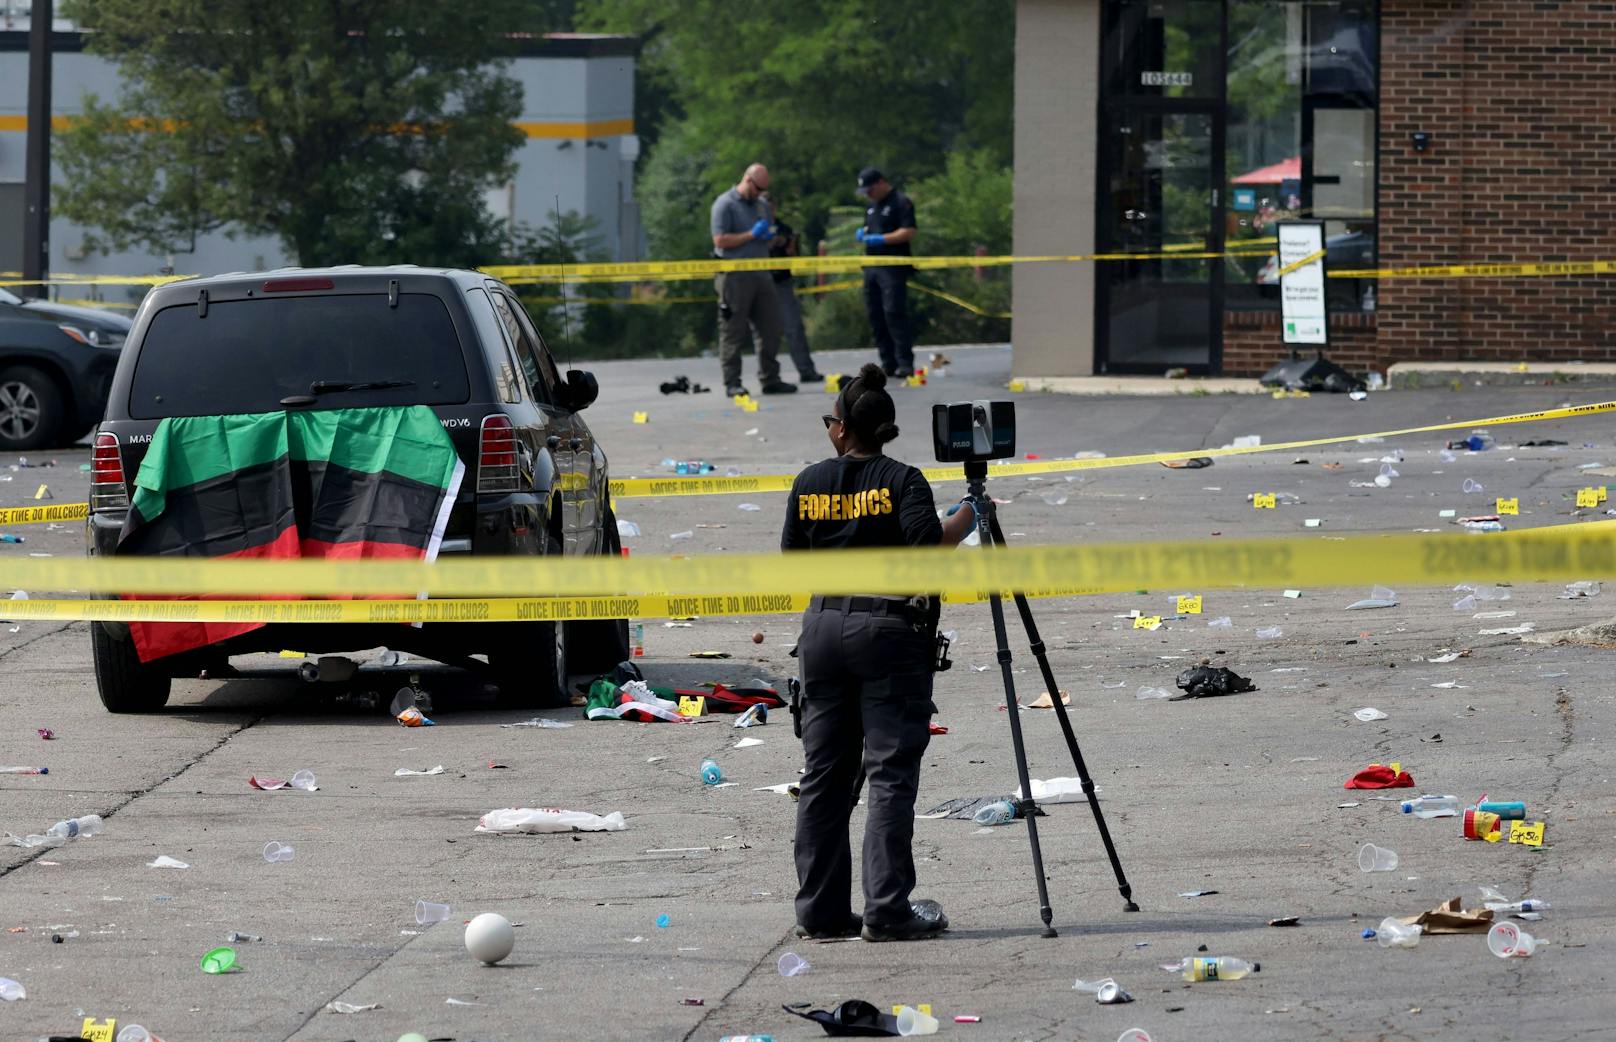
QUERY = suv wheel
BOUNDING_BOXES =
[490,532,569,709]
[566,506,632,675]
[0,365,64,451]
[91,620,172,713]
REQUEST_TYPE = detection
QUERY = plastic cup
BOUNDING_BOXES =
[777,951,811,977]
[415,900,452,925]
[289,769,317,791]
[1118,1031,1154,1042]
[116,1025,154,1042]
[1375,916,1420,948]
[200,946,236,974]
[262,841,294,863]
[1488,921,1537,958]
[1463,478,1484,494]
[1358,843,1398,872]
[896,1006,940,1036]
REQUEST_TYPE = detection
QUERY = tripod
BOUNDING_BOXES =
[962,459,1139,937]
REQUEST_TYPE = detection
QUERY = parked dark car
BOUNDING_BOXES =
[0,285,131,450]
[87,266,628,713]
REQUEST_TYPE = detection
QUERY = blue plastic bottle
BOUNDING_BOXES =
[700,759,723,785]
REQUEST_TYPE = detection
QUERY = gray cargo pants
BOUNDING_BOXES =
[793,599,934,932]
[716,270,782,389]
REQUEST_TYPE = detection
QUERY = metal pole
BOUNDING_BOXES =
[21,0,52,299]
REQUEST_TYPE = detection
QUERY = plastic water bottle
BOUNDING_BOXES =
[718,1036,776,1042]
[1167,956,1259,981]
[1486,899,1550,914]
[700,759,723,785]
[1400,795,1460,818]
[632,622,645,657]
[973,800,1017,826]
[46,815,104,840]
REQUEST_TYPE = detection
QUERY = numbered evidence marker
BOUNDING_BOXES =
[1508,820,1546,847]
[1176,595,1203,615]
[677,695,707,718]
[1496,497,1520,515]
[825,373,842,393]
[1132,615,1162,630]
[80,1019,117,1042]
[1252,493,1278,509]
[632,411,649,424]
[891,1004,933,1017]
[1578,487,1600,508]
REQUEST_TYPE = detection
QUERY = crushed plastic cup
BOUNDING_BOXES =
[1118,1031,1154,1042]
[1255,626,1283,639]
[1463,478,1484,494]
[896,1005,940,1036]
[1453,594,1477,611]
[1358,843,1399,872]
[0,976,23,1001]
[777,951,811,977]
[1134,686,1172,700]
[200,946,237,974]
[616,518,641,538]
[1487,920,1537,958]
[1374,473,1393,487]
[1207,616,1232,628]
[415,900,452,925]
[1354,707,1389,722]
[1376,917,1421,948]
[262,840,294,863]
[1039,488,1070,506]
[289,769,317,791]
[1371,585,1395,600]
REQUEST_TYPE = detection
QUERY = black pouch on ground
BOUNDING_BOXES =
[783,999,901,1037]
[1174,665,1256,699]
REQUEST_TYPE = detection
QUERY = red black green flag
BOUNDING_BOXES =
[119,406,464,661]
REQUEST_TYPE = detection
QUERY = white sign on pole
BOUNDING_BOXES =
[1277,221,1328,346]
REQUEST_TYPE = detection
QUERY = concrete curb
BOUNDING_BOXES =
[1389,361,1616,390]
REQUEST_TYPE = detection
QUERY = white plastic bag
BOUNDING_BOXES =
[1013,777,1096,805]
[476,808,627,834]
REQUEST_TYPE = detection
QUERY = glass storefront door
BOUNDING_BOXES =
[1097,107,1223,371]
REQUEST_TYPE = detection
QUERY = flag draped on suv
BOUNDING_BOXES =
[119,406,464,662]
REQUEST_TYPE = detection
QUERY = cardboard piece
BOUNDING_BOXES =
[1398,896,1494,934]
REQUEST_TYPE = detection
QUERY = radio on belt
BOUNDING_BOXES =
[932,400,1015,463]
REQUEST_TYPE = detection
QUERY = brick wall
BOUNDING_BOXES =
[1222,311,1378,376]
[1376,0,1616,363]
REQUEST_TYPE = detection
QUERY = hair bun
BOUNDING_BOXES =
[874,421,901,445]
[856,363,887,389]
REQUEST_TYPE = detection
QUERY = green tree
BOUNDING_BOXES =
[580,0,1013,245]
[56,0,537,267]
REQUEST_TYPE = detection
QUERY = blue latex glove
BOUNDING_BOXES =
[750,218,772,240]
[866,231,886,247]
[945,500,974,520]
[855,227,867,243]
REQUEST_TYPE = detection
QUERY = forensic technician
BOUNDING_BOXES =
[710,163,796,398]
[854,167,918,378]
[782,363,976,942]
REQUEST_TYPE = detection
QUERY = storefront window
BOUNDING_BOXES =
[1103,0,1224,101]
[1224,0,1377,311]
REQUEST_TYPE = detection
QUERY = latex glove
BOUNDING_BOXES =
[945,500,974,520]
[855,227,867,243]
[864,231,886,247]
[751,218,773,240]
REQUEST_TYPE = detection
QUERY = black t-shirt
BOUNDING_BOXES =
[769,219,799,284]
[862,190,916,258]
[781,453,942,551]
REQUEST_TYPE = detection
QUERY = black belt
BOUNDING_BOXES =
[813,595,913,617]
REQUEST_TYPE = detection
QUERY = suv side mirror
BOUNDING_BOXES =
[563,369,598,411]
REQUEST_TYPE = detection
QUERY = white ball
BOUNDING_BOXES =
[464,912,515,964]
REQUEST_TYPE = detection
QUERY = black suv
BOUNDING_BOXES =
[0,285,132,450]
[86,266,628,712]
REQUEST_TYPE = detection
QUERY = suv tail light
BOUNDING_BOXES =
[90,433,130,511]
[477,415,520,493]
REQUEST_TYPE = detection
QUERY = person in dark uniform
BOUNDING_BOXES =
[855,167,918,378]
[783,363,976,942]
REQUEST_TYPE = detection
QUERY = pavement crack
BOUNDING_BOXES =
[678,925,793,1042]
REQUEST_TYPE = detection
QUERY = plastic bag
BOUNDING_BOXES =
[475,808,627,834]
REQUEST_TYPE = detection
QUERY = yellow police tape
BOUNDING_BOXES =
[8,251,1612,291]
[3,523,1615,609]
[17,398,1616,522]
[0,585,1103,624]
[607,398,1616,499]
[0,502,89,526]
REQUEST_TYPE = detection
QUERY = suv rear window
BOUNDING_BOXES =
[128,292,471,419]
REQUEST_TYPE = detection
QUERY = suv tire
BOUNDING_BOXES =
[490,531,569,709]
[0,365,64,451]
[566,506,632,675]
[91,620,172,713]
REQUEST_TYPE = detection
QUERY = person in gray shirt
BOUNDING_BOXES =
[711,163,796,397]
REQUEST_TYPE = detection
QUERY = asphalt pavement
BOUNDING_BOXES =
[3,345,1616,1041]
